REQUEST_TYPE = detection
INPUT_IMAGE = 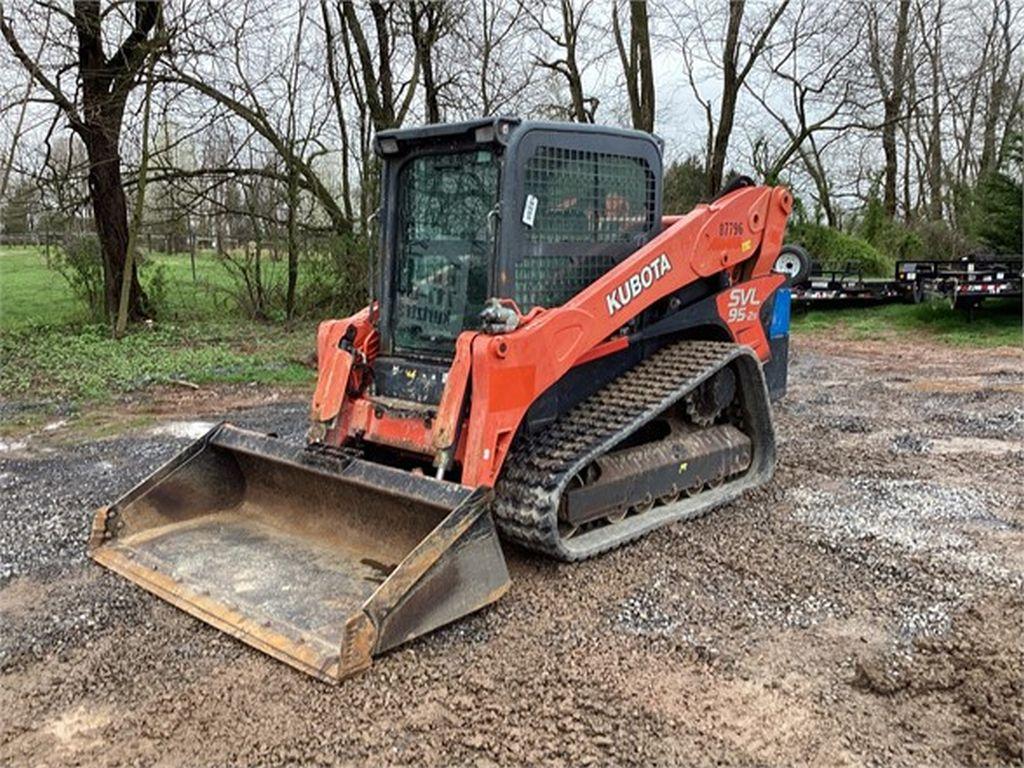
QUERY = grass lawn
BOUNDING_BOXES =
[792,298,1022,347]
[0,320,318,403]
[1,246,319,403]
[0,244,261,330]
[0,246,86,328]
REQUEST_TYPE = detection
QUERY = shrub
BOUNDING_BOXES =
[138,255,170,317]
[910,219,974,260]
[856,196,924,262]
[298,232,370,318]
[787,222,893,277]
[663,156,707,215]
[50,234,106,321]
[213,241,286,320]
[963,171,1022,254]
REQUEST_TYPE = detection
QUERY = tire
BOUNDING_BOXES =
[773,244,812,286]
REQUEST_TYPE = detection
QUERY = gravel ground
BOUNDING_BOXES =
[1,334,1022,767]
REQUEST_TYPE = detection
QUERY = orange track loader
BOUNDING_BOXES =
[90,118,800,682]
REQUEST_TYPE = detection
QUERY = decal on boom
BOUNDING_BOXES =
[606,253,673,316]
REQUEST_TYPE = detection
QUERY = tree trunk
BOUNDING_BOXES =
[706,1,744,196]
[926,13,943,221]
[881,0,911,217]
[612,0,655,133]
[285,166,299,320]
[116,50,156,337]
[85,129,146,322]
[560,0,593,123]
[798,139,836,227]
[880,102,900,217]
[632,1,654,133]
[420,40,439,122]
[321,0,354,222]
[409,1,442,123]
[979,0,1013,174]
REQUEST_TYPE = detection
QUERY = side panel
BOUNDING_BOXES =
[714,273,786,359]
[763,287,791,400]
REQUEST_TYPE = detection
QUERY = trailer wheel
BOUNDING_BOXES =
[773,244,812,286]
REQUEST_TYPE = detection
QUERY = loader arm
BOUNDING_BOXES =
[437,185,793,487]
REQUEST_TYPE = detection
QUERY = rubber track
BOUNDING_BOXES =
[494,340,757,561]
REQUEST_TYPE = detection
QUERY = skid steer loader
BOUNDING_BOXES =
[90,118,799,682]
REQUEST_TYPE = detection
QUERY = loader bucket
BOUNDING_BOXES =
[88,424,510,682]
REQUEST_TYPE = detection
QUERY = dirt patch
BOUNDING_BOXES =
[0,333,1022,766]
[851,596,1024,765]
[45,705,115,754]
[0,577,51,617]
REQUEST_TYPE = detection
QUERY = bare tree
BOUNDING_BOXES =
[1,0,166,322]
[340,1,418,131]
[335,0,420,225]
[744,0,863,221]
[978,0,1022,174]
[530,0,599,123]
[915,0,944,221]
[116,44,158,336]
[449,0,537,117]
[612,0,655,132]
[408,1,453,123]
[283,3,307,319]
[0,11,50,212]
[168,3,349,235]
[321,0,354,222]
[670,0,791,196]
[865,0,912,216]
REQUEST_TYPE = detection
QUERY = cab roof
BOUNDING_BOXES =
[373,117,663,157]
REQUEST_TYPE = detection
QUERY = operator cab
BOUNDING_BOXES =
[372,117,664,404]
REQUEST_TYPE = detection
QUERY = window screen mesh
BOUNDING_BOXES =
[393,150,497,355]
[516,146,655,310]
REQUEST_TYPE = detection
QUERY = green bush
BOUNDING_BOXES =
[51,234,106,321]
[910,219,974,260]
[663,156,707,215]
[138,256,170,317]
[963,171,1022,254]
[298,232,370,318]
[787,222,894,276]
[856,196,924,262]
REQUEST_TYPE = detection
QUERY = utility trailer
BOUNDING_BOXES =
[896,254,1023,316]
[792,261,917,309]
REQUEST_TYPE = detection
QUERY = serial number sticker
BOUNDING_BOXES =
[741,238,752,252]
[522,194,538,227]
